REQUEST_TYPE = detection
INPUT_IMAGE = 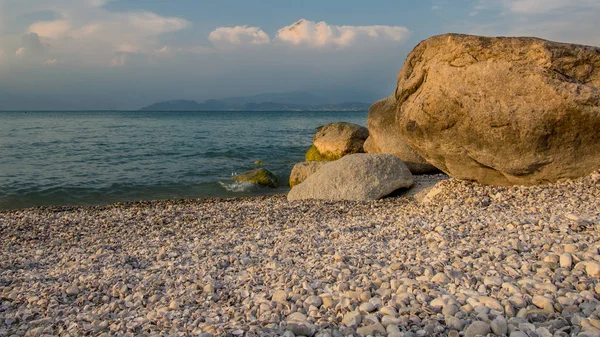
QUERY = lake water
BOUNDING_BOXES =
[0,111,367,210]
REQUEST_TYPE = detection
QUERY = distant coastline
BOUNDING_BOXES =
[140,99,371,112]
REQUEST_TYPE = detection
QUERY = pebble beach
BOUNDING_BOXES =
[2,172,600,337]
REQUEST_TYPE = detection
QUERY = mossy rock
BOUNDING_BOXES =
[305,145,343,162]
[232,168,279,188]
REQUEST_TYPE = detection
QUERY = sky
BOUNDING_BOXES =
[0,0,599,110]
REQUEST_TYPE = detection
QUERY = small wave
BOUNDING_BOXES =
[218,181,256,192]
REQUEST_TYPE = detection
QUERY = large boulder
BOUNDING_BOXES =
[289,161,327,187]
[394,33,600,185]
[232,168,279,188]
[364,96,439,174]
[287,154,413,201]
[306,122,369,161]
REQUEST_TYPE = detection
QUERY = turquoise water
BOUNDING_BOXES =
[0,111,367,210]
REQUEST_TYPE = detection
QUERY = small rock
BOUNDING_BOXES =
[445,316,465,331]
[272,290,288,303]
[66,286,80,296]
[356,323,386,336]
[431,272,451,283]
[491,317,508,336]
[586,261,600,277]
[465,321,491,337]
[305,295,323,308]
[342,310,362,327]
[380,306,398,317]
[359,302,376,313]
[560,253,573,269]
[510,332,528,337]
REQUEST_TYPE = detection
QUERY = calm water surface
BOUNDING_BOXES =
[0,111,367,209]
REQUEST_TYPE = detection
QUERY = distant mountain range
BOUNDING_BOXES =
[140,92,373,111]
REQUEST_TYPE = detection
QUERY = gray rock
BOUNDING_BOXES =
[442,304,460,316]
[445,316,465,331]
[491,317,508,336]
[287,154,413,201]
[287,312,317,337]
[510,332,528,337]
[304,295,323,308]
[465,321,491,337]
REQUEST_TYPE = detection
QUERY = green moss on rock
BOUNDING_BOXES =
[305,145,342,162]
[232,168,279,188]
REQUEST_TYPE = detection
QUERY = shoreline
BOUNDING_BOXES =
[1,173,599,336]
[0,174,448,213]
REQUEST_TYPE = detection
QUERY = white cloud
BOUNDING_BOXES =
[15,47,25,57]
[276,19,411,48]
[44,58,58,65]
[2,1,191,67]
[208,26,270,49]
[29,20,72,39]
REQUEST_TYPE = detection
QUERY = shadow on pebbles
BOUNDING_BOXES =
[1,171,600,337]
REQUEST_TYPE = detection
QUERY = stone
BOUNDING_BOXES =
[232,168,279,188]
[431,272,451,283]
[289,161,327,187]
[342,310,362,327]
[287,154,414,201]
[66,286,80,296]
[560,253,573,269]
[445,316,465,331]
[359,302,376,313]
[364,96,438,174]
[320,294,335,309]
[510,332,529,337]
[532,296,554,313]
[484,276,503,287]
[564,244,579,254]
[307,122,369,161]
[491,317,508,336]
[475,296,504,313]
[356,323,386,336]
[392,34,600,185]
[379,306,398,317]
[304,295,323,308]
[586,261,600,277]
[272,290,288,304]
[287,323,316,337]
[387,324,402,336]
[169,300,180,310]
[465,321,491,337]
[381,315,402,327]
[442,304,459,316]
[287,312,317,337]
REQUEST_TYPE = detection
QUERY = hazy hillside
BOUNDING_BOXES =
[141,92,372,111]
